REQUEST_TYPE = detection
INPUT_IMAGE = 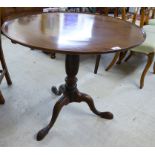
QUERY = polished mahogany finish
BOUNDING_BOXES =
[37,55,113,141]
[2,13,145,55]
[1,13,145,141]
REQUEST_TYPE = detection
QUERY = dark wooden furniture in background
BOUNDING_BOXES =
[99,7,155,89]
[2,13,145,141]
[104,7,148,68]
[0,8,12,104]
[107,7,141,66]
[94,7,124,74]
[1,7,56,59]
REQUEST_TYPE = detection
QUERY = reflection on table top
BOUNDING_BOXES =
[2,13,145,55]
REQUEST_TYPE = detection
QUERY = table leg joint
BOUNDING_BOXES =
[37,54,113,141]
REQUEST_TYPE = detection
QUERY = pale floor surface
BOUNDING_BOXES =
[0,36,155,146]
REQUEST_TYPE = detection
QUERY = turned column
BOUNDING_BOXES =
[64,55,79,99]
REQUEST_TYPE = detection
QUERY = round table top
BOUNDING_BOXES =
[2,13,145,55]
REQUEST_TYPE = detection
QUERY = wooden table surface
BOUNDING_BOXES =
[2,12,145,55]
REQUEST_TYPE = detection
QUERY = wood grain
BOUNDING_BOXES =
[2,13,145,55]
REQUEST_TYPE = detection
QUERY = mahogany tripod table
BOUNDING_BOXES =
[2,13,145,141]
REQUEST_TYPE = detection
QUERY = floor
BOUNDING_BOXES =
[0,35,155,146]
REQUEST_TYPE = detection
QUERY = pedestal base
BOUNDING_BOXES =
[37,88,113,141]
[36,54,113,141]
